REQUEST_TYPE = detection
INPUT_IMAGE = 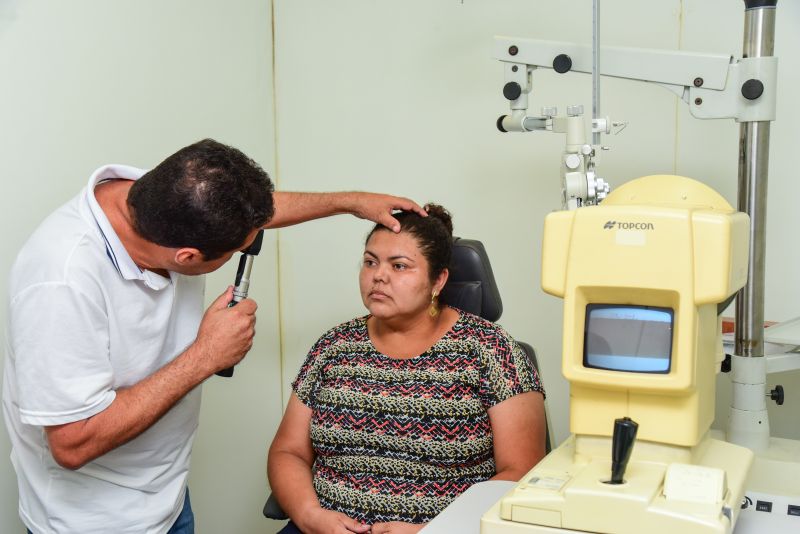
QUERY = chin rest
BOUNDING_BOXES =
[264,237,549,521]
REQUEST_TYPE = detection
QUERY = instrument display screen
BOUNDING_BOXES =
[584,304,673,373]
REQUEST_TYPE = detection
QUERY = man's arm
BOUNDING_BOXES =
[45,287,256,470]
[265,192,426,232]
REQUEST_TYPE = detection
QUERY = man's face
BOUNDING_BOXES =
[174,228,263,275]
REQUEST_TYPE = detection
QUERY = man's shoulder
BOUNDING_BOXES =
[10,195,107,298]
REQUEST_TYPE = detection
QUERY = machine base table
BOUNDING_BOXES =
[422,481,799,534]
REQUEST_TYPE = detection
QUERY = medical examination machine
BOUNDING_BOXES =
[478,1,800,533]
[481,175,753,533]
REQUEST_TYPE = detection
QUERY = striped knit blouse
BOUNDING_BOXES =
[292,307,544,525]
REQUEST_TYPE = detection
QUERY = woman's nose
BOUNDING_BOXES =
[373,263,389,282]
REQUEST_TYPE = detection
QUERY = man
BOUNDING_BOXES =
[2,139,424,534]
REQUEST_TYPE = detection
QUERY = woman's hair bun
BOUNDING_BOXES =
[424,203,453,236]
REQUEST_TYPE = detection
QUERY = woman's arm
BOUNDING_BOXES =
[487,391,547,481]
[268,393,370,534]
[265,192,425,232]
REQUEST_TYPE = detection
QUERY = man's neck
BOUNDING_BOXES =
[94,180,170,277]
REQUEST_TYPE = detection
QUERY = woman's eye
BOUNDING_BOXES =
[393,263,407,271]
[363,259,376,267]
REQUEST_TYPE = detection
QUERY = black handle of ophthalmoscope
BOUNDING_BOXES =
[216,230,264,378]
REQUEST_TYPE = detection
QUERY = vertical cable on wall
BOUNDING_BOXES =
[672,0,685,175]
[270,0,288,405]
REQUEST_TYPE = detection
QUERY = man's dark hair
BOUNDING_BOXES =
[127,139,275,260]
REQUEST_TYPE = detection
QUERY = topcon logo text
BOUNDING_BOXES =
[603,221,655,230]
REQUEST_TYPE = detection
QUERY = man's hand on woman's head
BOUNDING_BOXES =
[369,521,427,534]
[345,192,427,232]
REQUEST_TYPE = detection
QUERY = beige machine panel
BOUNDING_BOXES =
[484,175,754,534]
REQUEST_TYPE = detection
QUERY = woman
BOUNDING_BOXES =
[268,204,546,534]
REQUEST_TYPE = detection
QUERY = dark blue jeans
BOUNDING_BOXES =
[167,491,195,534]
[26,489,194,534]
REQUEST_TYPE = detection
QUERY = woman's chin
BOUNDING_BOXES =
[366,305,394,319]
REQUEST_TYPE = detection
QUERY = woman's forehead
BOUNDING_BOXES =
[365,230,422,255]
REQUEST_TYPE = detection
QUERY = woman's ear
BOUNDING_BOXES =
[434,268,449,295]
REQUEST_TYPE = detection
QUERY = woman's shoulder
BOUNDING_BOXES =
[451,307,513,338]
[447,307,521,355]
[312,315,370,348]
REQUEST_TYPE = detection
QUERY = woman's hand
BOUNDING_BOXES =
[369,521,427,534]
[299,507,372,534]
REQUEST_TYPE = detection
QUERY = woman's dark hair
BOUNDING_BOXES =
[127,139,275,260]
[366,203,453,282]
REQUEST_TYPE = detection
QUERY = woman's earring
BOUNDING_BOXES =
[429,290,439,318]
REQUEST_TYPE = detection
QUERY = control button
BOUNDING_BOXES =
[788,504,800,516]
[565,154,582,170]
[553,54,572,74]
[541,106,557,118]
[756,500,773,512]
[567,105,584,117]
[503,82,522,101]
[741,79,764,100]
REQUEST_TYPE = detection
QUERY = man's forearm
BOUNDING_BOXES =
[265,191,355,229]
[46,343,212,470]
[264,191,425,231]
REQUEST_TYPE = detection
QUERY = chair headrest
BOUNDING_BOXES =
[439,237,503,322]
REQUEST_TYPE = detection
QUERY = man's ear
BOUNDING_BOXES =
[174,247,203,266]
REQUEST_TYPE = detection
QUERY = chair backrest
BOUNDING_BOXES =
[439,237,503,322]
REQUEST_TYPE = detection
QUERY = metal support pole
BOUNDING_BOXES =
[729,0,777,451]
[592,0,601,146]
[735,2,776,359]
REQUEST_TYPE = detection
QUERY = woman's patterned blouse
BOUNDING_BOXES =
[292,307,544,524]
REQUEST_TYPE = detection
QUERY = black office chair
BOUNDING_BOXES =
[263,237,551,520]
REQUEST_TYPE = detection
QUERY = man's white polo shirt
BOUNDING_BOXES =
[3,165,206,533]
